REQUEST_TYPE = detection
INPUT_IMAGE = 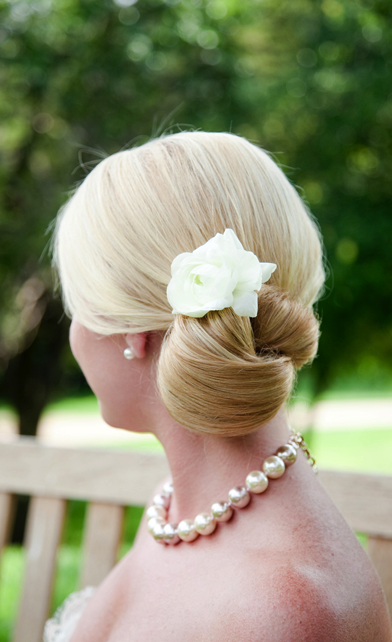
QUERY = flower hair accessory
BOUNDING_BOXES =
[167,229,277,318]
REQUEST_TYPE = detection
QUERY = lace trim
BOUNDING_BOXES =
[43,587,96,642]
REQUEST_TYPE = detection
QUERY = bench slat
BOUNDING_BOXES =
[368,536,392,618]
[0,438,169,505]
[13,496,65,642]
[318,470,392,538]
[80,502,124,589]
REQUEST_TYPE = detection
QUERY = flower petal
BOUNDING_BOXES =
[236,252,263,290]
[232,290,258,317]
[222,228,245,251]
[260,262,277,283]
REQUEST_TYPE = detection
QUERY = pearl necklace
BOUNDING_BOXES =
[147,430,316,545]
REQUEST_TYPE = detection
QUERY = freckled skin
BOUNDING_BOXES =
[69,322,392,642]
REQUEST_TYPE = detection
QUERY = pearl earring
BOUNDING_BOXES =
[123,347,135,360]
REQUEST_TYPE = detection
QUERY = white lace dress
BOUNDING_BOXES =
[43,587,96,642]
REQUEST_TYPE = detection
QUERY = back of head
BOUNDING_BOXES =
[54,131,325,436]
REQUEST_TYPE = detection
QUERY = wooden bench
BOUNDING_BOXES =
[0,437,391,642]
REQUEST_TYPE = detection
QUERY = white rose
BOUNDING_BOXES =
[167,229,277,318]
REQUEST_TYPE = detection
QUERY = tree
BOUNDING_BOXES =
[1,0,391,439]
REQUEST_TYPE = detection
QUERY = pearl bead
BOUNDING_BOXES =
[211,501,233,522]
[194,513,217,535]
[177,519,199,542]
[147,516,165,534]
[163,523,181,546]
[146,505,167,520]
[152,521,166,544]
[228,486,250,508]
[153,492,171,510]
[263,455,285,478]
[246,470,269,494]
[276,444,297,465]
[162,480,174,495]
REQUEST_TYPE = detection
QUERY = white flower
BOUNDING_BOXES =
[167,229,277,318]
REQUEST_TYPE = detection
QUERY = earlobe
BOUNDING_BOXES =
[124,332,147,359]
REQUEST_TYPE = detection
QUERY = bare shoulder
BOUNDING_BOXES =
[239,558,392,642]
[253,562,346,642]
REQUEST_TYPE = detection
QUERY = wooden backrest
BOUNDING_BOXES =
[0,437,170,642]
[0,437,391,642]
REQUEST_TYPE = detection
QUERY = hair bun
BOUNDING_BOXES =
[157,294,319,437]
[252,285,320,369]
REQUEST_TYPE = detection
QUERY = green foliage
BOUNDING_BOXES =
[0,0,391,403]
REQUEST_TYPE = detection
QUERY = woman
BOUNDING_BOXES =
[45,131,391,641]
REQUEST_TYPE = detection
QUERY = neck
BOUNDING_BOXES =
[153,406,292,524]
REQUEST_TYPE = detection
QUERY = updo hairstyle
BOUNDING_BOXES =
[54,132,325,437]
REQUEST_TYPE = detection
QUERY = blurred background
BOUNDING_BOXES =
[0,0,391,636]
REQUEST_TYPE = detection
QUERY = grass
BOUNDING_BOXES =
[0,547,25,642]
[45,396,100,414]
[43,388,392,415]
[292,367,392,401]
[80,427,392,474]
[304,428,392,474]
[316,389,392,401]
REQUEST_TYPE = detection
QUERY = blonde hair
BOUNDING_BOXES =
[54,131,325,436]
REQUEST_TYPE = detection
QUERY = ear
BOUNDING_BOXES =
[124,333,147,359]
